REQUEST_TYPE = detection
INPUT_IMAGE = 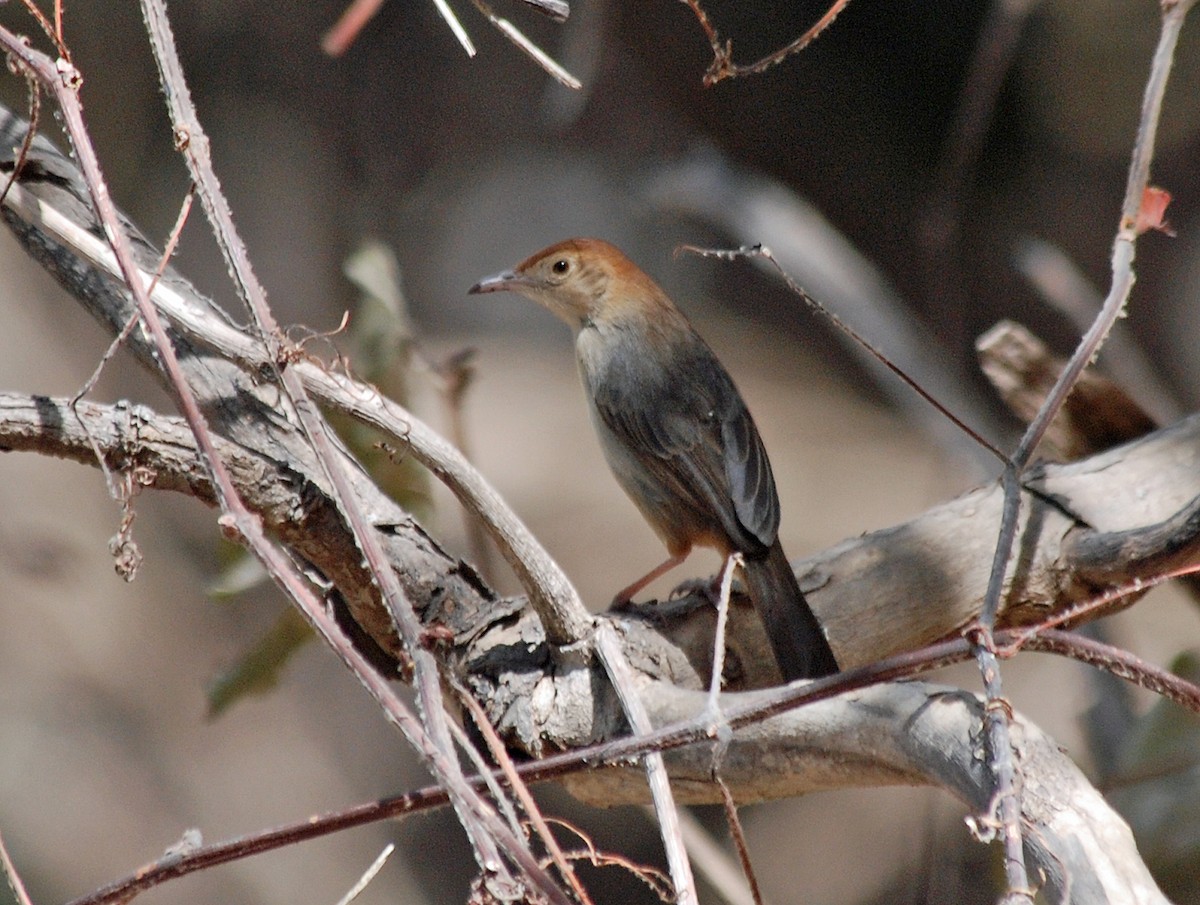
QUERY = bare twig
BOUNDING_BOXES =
[680,0,853,86]
[651,804,758,905]
[61,629,1185,905]
[716,778,763,905]
[18,0,71,57]
[428,348,500,583]
[594,623,699,905]
[455,682,594,905]
[334,845,394,905]
[1005,0,1197,492]
[1014,238,1182,426]
[468,0,581,89]
[429,0,477,55]
[679,243,1007,463]
[647,151,1002,468]
[321,0,387,56]
[1025,629,1200,713]
[0,829,34,905]
[706,552,740,709]
[976,319,1157,459]
[0,73,37,209]
[70,183,197,495]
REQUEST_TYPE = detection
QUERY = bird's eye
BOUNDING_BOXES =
[551,259,570,275]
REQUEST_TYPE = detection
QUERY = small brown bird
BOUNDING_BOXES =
[470,238,838,681]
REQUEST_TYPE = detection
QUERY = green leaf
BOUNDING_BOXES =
[205,607,314,718]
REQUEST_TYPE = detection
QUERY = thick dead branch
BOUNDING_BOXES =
[978,320,1157,460]
[563,680,1168,905]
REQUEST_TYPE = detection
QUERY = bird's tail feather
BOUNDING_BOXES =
[740,541,838,681]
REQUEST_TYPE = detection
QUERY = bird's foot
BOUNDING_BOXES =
[667,575,722,605]
[609,594,632,611]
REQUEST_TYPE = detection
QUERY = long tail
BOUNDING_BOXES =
[740,540,839,681]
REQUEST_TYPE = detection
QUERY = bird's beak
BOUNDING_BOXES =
[469,269,532,295]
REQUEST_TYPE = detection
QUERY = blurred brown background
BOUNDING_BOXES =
[1,0,1199,902]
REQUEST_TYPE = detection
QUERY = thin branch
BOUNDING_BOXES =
[679,243,1007,463]
[1013,238,1182,425]
[680,0,853,86]
[334,845,394,905]
[428,347,500,584]
[455,682,594,905]
[1023,630,1200,711]
[71,183,196,495]
[321,0,387,56]
[469,0,581,89]
[17,0,71,58]
[594,624,699,905]
[1007,0,1196,487]
[0,73,37,209]
[0,829,33,905]
[715,779,762,905]
[430,0,477,56]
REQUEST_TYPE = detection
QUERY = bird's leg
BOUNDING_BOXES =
[610,552,687,610]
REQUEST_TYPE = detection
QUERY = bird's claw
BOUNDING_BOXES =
[668,575,721,605]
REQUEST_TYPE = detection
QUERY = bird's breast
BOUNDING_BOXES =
[574,324,717,554]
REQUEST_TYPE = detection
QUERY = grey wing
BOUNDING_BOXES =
[720,400,780,550]
[592,342,778,553]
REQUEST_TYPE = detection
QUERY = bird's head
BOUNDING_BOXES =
[469,238,666,330]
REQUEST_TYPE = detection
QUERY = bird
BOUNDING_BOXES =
[469,238,838,681]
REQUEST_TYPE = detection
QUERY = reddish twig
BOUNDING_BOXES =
[679,243,1007,463]
[17,0,70,58]
[1025,630,1200,713]
[540,819,673,900]
[70,183,197,495]
[680,0,853,86]
[321,0,386,56]
[455,682,595,905]
[0,73,38,209]
[715,777,763,905]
